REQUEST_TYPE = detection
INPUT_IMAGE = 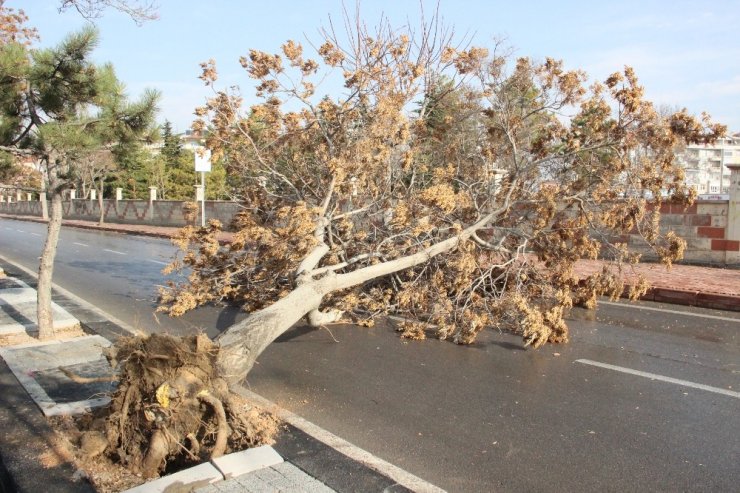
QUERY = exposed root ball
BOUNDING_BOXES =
[101,334,279,478]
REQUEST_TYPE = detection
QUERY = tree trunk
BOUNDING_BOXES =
[37,187,63,340]
[97,179,105,225]
[216,231,468,383]
[40,181,48,221]
[215,197,515,384]
[216,282,326,383]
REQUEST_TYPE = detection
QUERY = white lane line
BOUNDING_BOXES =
[600,300,740,323]
[103,249,126,255]
[147,259,168,265]
[16,229,24,233]
[576,359,740,399]
[73,242,89,247]
[29,232,41,236]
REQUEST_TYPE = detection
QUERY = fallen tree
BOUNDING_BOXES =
[59,12,725,478]
[158,11,724,386]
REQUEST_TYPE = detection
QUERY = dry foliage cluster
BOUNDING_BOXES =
[158,12,723,380]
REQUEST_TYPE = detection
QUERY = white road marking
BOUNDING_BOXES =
[600,300,740,323]
[576,359,740,399]
[16,229,24,233]
[235,386,447,493]
[73,242,89,247]
[147,259,168,265]
[103,249,126,255]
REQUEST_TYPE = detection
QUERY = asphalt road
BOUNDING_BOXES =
[1,217,739,492]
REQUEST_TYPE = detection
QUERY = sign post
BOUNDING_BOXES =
[194,149,212,227]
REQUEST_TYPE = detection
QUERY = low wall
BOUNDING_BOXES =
[623,201,738,266]
[0,199,245,229]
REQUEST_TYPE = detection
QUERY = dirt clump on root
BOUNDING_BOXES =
[65,333,280,485]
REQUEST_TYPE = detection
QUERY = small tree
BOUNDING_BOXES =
[159,14,724,384]
[75,148,116,224]
[0,8,158,338]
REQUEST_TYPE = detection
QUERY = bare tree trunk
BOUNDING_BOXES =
[215,189,517,383]
[37,186,63,340]
[216,227,472,382]
[97,178,105,225]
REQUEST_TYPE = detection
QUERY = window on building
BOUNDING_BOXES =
[710,185,719,193]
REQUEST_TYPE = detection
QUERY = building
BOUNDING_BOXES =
[180,130,205,152]
[676,134,740,196]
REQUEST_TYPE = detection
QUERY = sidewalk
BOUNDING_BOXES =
[2,213,738,312]
[0,262,437,493]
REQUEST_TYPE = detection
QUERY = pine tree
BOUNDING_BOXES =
[0,9,159,338]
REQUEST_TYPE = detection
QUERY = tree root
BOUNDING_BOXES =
[196,391,229,459]
[90,334,280,478]
[141,430,170,478]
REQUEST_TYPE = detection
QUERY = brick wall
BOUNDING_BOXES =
[628,201,739,266]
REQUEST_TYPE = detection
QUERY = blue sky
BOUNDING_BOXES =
[10,1,740,132]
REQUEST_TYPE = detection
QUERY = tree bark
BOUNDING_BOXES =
[37,186,63,340]
[216,282,326,383]
[40,181,48,221]
[97,178,105,225]
[217,225,473,382]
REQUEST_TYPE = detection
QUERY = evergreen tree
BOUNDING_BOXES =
[0,9,159,338]
[156,120,196,199]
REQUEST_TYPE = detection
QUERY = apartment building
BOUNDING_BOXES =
[676,134,740,196]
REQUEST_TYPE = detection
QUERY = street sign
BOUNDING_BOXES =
[195,149,212,172]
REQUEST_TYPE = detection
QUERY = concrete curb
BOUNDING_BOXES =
[122,462,223,493]
[640,286,740,311]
